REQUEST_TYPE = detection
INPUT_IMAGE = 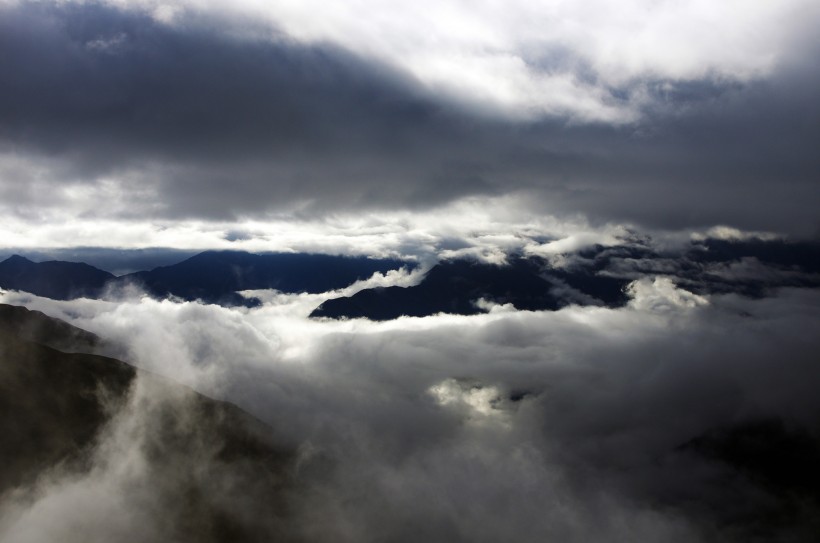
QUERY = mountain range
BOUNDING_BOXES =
[310,257,631,320]
[0,251,407,307]
[0,254,115,301]
[2,239,819,320]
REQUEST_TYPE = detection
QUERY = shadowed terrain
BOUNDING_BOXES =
[0,251,408,307]
[311,239,820,321]
[0,304,298,542]
[310,257,632,320]
[0,255,115,301]
[114,250,408,306]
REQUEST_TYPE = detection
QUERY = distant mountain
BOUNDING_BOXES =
[0,251,409,307]
[549,266,634,307]
[0,254,114,300]
[576,238,820,299]
[114,251,409,307]
[310,258,632,321]
[688,238,820,272]
[0,304,294,540]
[5,240,816,312]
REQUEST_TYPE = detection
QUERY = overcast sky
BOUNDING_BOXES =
[1,0,819,253]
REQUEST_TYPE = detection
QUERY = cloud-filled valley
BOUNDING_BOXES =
[2,234,820,541]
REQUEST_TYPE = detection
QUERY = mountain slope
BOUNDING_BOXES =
[116,251,407,306]
[310,257,631,321]
[0,304,296,542]
[0,255,115,300]
[0,251,409,307]
[0,328,135,492]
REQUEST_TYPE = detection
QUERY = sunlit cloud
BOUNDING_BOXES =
[0,193,635,261]
[83,0,818,122]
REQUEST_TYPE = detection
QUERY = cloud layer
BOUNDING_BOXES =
[3,273,820,541]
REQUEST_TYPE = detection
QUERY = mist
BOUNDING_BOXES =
[2,274,819,542]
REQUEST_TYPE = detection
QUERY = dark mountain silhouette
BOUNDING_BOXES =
[0,251,408,307]
[0,304,295,541]
[546,240,820,301]
[683,238,820,297]
[688,239,820,272]
[0,254,115,300]
[4,241,816,314]
[311,258,632,321]
[574,239,820,299]
[549,266,633,307]
[113,250,407,306]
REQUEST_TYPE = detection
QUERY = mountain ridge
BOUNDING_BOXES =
[0,303,296,541]
[310,257,632,321]
[0,254,115,300]
[0,250,409,307]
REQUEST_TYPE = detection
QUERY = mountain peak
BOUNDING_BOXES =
[0,257,114,300]
[2,254,33,264]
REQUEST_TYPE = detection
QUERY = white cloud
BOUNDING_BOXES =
[524,228,628,258]
[3,280,820,540]
[692,225,780,242]
[0,191,632,262]
[85,0,820,122]
[627,277,709,313]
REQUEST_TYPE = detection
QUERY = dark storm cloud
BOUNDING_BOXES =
[542,65,820,234]
[0,1,500,218]
[1,1,819,234]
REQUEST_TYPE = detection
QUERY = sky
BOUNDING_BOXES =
[2,2,820,542]
[1,0,819,255]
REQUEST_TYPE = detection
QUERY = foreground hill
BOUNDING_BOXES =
[0,303,104,354]
[0,304,296,542]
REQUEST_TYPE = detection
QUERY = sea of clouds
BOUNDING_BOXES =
[2,265,819,541]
